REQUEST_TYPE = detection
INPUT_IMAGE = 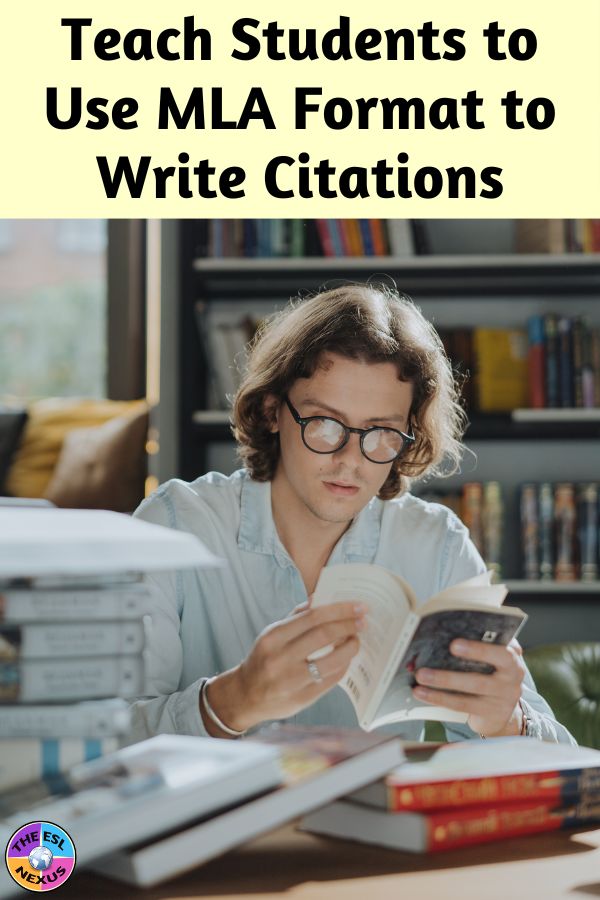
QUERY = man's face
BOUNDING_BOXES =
[271,353,414,525]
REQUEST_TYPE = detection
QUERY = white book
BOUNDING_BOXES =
[386,220,416,256]
[0,508,221,579]
[312,566,526,730]
[94,726,405,888]
[0,622,145,660]
[0,734,283,898]
[0,737,120,793]
[0,584,151,622]
[0,699,131,739]
[0,655,144,703]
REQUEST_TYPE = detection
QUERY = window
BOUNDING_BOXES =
[0,220,107,400]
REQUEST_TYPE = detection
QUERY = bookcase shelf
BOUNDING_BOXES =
[506,580,600,596]
[190,412,600,443]
[190,252,600,298]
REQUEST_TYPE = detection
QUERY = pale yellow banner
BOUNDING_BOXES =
[1,1,598,216]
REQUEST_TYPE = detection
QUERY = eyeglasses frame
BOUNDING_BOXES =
[284,395,416,465]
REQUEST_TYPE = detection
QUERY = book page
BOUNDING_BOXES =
[419,571,507,616]
[369,607,527,730]
[312,565,412,719]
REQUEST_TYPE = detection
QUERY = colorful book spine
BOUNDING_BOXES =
[482,482,503,580]
[557,317,574,408]
[383,767,600,812]
[520,484,539,580]
[553,483,577,581]
[538,483,555,581]
[544,314,560,408]
[578,484,599,582]
[461,483,485,557]
[421,797,600,852]
[527,316,546,408]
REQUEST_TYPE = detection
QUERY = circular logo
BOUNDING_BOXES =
[5,822,76,892]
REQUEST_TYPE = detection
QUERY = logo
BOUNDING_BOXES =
[5,822,76,892]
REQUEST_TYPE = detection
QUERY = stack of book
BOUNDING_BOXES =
[301,737,600,852]
[0,726,404,895]
[0,506,219,802]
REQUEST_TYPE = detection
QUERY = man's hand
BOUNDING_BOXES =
[412,638,527,737]
[202,602,366,737]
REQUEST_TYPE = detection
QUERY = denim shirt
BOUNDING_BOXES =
[131,469,575,745]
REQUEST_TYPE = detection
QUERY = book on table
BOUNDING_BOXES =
[0,726,404,894]
[350,737,600,811]
[0,733,283,898]
[311,566,526,730]
[300,792,600,854]
[301,737,600,853]
[91,725,405,888]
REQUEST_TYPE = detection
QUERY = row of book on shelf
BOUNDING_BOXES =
[441,315,600,413]
[194,219,600,259]
[422,481,600,583]
[3,507,600,894]
[193,303,600,414]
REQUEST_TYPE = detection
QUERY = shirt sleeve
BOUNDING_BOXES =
[438,515,577,746]
[127,489,211,742]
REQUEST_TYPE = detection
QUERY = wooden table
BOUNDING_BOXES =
[59,822,600,900]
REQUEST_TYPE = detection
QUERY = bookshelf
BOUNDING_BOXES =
[174,221,600,642]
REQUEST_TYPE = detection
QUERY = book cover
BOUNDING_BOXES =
[0,734,283,879]
[0,508,220,579]
[92,726,404,888]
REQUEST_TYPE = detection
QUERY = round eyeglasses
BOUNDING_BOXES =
[284,396,415,464]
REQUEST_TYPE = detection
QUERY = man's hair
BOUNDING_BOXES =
[232,283,466,499]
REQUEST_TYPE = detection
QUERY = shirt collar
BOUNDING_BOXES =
[238,472,382,567]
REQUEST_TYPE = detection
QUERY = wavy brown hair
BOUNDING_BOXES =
[232,283,466,499]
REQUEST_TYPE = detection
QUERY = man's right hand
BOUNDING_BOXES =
[201,602,367,737]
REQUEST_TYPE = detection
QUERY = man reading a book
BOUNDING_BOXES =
[133,284,574,745]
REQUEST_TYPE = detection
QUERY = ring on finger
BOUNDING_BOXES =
[307,660,323,684]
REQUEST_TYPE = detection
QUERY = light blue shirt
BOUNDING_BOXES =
[131,469,575,745]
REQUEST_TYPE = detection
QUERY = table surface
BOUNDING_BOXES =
[58,821,600,900]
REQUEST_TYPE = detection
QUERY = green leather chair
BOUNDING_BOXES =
[524,643,600,749]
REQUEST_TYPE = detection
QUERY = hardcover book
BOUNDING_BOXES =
[311,566,526,730]
[350,737,600,812]
[300,793,600,854]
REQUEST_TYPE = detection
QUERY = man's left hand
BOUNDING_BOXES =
[413,638,527,737]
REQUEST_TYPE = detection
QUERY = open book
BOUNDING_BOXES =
[312,566,526,731]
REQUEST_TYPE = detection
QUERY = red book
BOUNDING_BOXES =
[527,315,546,408]
[315,220,335,257]
[350,738,600,812]
[301,794,600,853]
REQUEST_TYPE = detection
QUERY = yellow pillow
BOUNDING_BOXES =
[5,398,146,499]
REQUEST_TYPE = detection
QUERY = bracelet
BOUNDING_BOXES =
[200,677,247,738]
[479,700,528,740]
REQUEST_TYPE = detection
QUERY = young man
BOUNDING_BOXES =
[132,284,574,744]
